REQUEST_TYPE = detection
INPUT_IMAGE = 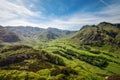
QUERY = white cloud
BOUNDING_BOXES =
[0,0,39,21]
[99,3,120,16]
[29,4,34,8]
[0,0,120,30]
[99,0,109,6]
[1,19,39,27]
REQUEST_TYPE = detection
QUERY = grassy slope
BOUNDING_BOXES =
[0,45,82,80]
[70,22,120,54]
[24,37,118,79]
[0,43,105,80]
[0,38,120,80]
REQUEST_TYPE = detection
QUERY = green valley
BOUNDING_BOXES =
[0,22,120,80]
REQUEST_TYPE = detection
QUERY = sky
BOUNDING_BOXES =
[0,0,120,30]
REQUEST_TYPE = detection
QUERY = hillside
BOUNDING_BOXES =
[0,26,20,43]
[71,22,120,53]
[38,29,60,40]
[5,26,75,41]
[0,45,79,80]
[0,22,120,80]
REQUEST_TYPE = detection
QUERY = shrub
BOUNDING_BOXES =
[52,51,72,60]
[40,50,65,66]
[51,67,78,76]
[89,50,101,54]
[78,54,109,68]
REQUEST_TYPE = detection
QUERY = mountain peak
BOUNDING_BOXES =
[98,22,113,26]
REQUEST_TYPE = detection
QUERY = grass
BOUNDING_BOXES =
[39,39,120,75]
[0,38,120,80]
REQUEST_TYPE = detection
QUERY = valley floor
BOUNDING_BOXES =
[0,39,120,80]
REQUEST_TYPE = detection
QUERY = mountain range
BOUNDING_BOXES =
[0,22,120,80]
[5,26,75,41]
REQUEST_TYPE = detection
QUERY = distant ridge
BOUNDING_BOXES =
[5,26,75,41]
[0,26,20,43]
